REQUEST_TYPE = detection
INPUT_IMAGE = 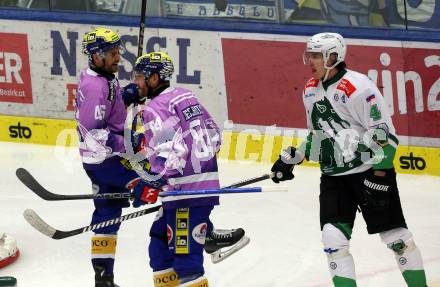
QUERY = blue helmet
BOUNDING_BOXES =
[134,52,174,81]
[82,28,121,57]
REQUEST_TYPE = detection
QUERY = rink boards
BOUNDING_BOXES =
[0,17,439,176]
[0,114,438,176]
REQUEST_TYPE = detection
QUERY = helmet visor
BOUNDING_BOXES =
[303,51,323,65]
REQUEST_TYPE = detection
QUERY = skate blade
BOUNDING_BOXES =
[210,236,250,264]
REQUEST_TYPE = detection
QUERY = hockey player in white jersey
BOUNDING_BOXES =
[271,32,427,287]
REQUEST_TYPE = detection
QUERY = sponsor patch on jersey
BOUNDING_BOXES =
[366,94,376,102]
[305,78,319,89]
[341,95,347,103]
[192,222,208,244]
[304,93,315,98]
[336,79,356,97]
[334,94,339,101]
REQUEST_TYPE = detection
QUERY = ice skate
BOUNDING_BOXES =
[204,228,250,263]
[0,234,19,269]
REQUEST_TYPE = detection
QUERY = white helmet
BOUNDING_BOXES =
[304,32,347,70]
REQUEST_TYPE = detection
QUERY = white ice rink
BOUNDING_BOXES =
[0,142,439,287]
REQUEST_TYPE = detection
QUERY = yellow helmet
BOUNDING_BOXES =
[82,27,121,56]
[134,52,174,81]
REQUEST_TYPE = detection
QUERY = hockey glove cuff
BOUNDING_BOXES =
[122,83,146,106]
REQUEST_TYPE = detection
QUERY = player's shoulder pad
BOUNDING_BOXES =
[81,69,111,96]
[335,70,373,100]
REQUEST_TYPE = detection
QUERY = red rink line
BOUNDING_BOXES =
[309,256,440,287]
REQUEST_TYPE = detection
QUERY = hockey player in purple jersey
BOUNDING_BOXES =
[121,51,248,287]
[77,28,164,287]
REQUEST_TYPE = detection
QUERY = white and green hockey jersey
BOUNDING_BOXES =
[299,69,398,176]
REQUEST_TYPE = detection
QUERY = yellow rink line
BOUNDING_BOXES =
[1,115,439,176]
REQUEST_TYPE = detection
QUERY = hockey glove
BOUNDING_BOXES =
[271,146,302,183]
[359,169,394,210]
[132,178,165,208]
[122,83,146,106]
[131,131,146,153]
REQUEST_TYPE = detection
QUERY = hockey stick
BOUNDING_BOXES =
[137,0,147,58]
[16,168,130,201]
[22,173,275,240]
[16,168,275,201]
[23,205,161,240]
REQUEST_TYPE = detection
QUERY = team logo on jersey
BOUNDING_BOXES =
[316,103,327,113]
[336,79,356,97]
[192,222,208,244]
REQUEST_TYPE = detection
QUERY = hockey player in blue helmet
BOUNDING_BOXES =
[122,51,250,287]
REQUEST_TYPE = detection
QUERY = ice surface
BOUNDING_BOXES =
[0,142,439,286]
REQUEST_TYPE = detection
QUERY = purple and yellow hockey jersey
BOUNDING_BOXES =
[142,87,221,209]
[75,68,126,170]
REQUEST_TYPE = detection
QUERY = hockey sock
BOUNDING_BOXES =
[389,240,427,287]
[380,228,427,287]
[327,250,357,287]
[153,268,179,287]
[91,234,117,276]
[322,224,357,287]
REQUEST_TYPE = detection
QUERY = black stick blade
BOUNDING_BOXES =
[16,168,59,200]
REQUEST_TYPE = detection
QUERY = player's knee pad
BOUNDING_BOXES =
[91,234,117,260]
[380,228,415,255]
[153,268,179,287]
[180,276,208,287]
[322,224,350,259]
